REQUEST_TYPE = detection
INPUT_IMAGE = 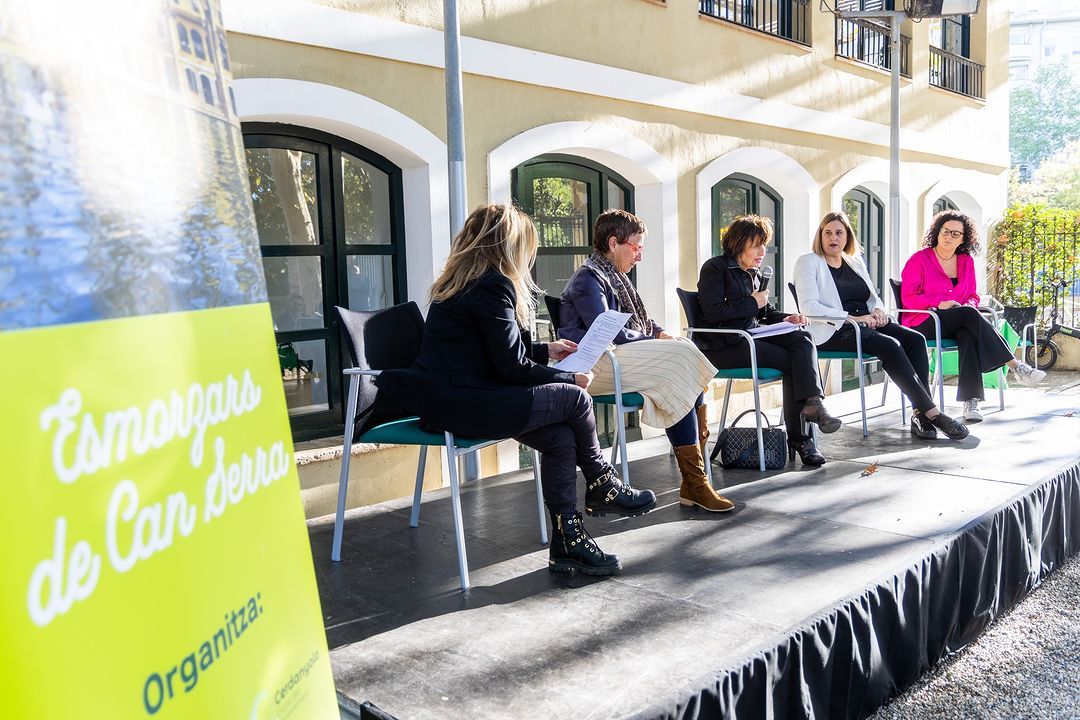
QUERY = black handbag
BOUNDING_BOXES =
[717,409,788,470]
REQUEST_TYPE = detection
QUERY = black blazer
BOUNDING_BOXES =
[375,271,575,438]
[695,255,787,349]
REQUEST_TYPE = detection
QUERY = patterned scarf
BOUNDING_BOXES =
[586,253,654,337]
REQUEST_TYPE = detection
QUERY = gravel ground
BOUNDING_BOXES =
[871,553,1080,720]
[872,369,1080,720]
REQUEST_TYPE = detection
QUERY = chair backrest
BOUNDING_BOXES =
[336,302,424,431]
[675,288,702,341]
[787,282,801,313]
[543,294,562,338]
[888,278,903,309]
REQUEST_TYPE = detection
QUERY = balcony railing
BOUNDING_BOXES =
[834,17,911,77]
[929,46,985,100]
[699,0,811,46]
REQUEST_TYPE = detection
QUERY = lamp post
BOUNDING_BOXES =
[834,0,980,285]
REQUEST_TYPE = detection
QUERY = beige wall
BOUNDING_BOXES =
[226,0,1010,517]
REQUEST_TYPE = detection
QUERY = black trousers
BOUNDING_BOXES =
[912,306,1014,402]
[515,383,607,515]
[818,320,937,414]
[703,329,823,441]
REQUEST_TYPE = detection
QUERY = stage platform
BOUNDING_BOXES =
[315,376,1080,720]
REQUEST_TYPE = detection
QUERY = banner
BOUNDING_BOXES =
[0,2,338,717]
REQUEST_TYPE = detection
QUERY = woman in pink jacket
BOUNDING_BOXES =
[900,210,1044,422]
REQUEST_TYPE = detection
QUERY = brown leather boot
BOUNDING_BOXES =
[674,445,734,513]
[695,404,710,458]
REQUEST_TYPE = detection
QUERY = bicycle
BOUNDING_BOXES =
[1025,278,1080,371]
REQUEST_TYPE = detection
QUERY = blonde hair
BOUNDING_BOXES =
[430,204,540,326]
[812,211,861,257]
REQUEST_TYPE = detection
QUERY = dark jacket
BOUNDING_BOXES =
[696,255,786,349]
[558,263,662,345]
[374,271,575,439]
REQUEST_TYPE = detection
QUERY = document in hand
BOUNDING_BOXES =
[553,310,632,373]
[747,321,803,339]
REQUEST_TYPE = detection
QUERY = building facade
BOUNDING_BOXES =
[220,0,1009,516]
[1009,0,1080,86]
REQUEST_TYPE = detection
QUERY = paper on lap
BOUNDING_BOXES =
[553,310,632,373]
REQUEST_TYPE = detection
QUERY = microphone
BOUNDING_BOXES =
[758,266,774,294]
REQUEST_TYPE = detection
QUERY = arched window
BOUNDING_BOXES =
[176,24,190,53]
[191,29,206,60]
[711,173,783,307]
[932,195,959,215]
[227,86,236,115]
[243,124,407,440]
[512,154,636,448]
[511,154,634,309]
[184,68,197,93]
[199,74,214,104]
[843,186,885,292]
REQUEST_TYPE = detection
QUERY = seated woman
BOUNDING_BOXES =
[794,212,968,440]
[376,204,656,577]
[560,209,732,512]
[696,215,841,466]
[900,210,1045,423]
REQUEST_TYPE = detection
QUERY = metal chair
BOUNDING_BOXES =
[787,282,901,436]
[675,288,786,472]
[888,279,1004,412]
[333,302,547,592]
[544,294,639,487]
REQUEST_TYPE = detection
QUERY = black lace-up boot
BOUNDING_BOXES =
[549,511,620,576]
[584,466,657,518]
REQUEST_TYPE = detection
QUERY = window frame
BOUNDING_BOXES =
[242,122,407,441]
[710,173,784,307]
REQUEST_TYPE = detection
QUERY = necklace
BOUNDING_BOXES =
[935,248,956,262]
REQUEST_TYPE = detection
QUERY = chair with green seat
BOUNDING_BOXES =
[888,279,1004,412]
[332,302,547,592]
[787,282,903,437]
[543,294,640,487]
[676,288,786,472]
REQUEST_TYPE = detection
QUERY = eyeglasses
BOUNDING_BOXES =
[621,239,644,250]
[939,228,964,240]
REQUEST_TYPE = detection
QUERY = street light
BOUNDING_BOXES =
[833,0,980,288]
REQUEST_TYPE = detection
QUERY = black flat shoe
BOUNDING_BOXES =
[788,438,826,466]
[929,412,969,441]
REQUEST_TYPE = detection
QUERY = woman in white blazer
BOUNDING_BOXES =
[793,212,968,441]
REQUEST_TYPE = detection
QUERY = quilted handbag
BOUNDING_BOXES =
[716,409,787,470]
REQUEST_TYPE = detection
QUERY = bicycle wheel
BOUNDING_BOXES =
[1026,338,1058,371]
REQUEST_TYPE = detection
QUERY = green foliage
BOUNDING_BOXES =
[990,204,1080,314]
[1010,60,1080,169]
[531,177,583,248]
[1011,140,1080,211]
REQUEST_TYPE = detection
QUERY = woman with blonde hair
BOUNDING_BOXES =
[376,204,655,577]
[793,211,967,440]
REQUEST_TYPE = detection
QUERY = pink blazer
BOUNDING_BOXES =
[899,247,980,328]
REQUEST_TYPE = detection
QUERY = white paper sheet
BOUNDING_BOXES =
[553,310,633,373]
[747,321,803,339]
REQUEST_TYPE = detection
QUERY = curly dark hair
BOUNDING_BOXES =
[923,209,980,255]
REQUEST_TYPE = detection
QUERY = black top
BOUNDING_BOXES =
[695,254,787,349]
[950,277,959,287]
[828,261,871,316]
[375,271,576,438]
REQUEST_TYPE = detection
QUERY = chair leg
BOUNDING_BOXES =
[936,348,946,410]
[752,380,765,472]
[857,360,868,438]
[711,380,733,463]
[999,368,1006,411]
[445,433,470,591]
[880,375,889,409]
[409,445,427,528]
[531,449,548,545]
[332,374,360,563]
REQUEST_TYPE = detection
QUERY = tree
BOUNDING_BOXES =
[1010,59,1080,170]
[1011,139,1080,210]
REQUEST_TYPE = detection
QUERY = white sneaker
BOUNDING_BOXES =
[1014,362,1047,387]
[963,399,983,423]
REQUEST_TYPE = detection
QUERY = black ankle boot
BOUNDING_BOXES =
[584,467,657,518]
[549,511,620,576]
[788,437,826,466]
[800,397,842,434]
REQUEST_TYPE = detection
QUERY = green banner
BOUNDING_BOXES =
[0,0,337,716]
